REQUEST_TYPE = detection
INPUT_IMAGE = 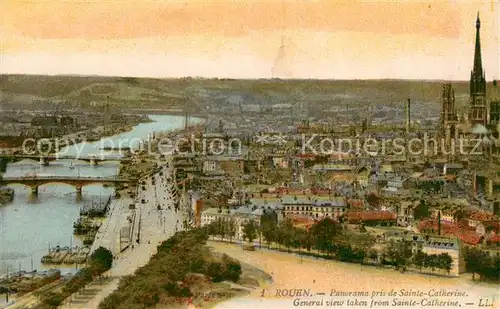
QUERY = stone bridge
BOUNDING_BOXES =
[0,175,130,196]
[0,154,126,166]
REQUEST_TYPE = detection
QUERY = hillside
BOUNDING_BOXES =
[1,74,499,113]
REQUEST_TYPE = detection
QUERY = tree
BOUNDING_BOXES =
[275,223,285,250]
[0,286,8,303]
[385,240,412,271]
[304,160,315,168]
[99,293,124,309]
[242,220,257,243]
[310,218,341,256]
[216,218,226,240]
[0,158,8,173]
[464,247,487,280]
[89,246,113,275]
[413,251,427,273]
[292,228,309,255]
[206,221,218,239]
[303,228,314,252]
[478,255,500,281]
[227,218,236,243]
[366,193,381,208]
[205,261,225,282]
[437,253,453,275]
[221,254,242,282]
[261,217,277,249]
[349,233,375,253]
[413,200,430,220]
[279,218,296,252]
[42,292,65,306]
[368,249,379,264]
[423,253,433,270]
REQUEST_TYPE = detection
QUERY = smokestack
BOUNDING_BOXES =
[406,98,411,134]
[184,112,189,130]
[473,171,477,198]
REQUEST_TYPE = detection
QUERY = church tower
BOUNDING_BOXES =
[441,84,459,150]
[441,84,457,127]
[468,13,487,126]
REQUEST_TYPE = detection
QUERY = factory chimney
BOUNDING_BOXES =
[184,112,189,130]
[405,98,411,134]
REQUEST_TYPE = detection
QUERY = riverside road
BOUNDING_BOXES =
[58,158,187,309]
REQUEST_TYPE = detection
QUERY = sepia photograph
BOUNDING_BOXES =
[0,1,499,308]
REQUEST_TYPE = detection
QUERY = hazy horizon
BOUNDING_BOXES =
[2,1,499,80]
[1,72,496,83]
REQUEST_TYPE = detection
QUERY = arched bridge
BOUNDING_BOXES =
[0,175,130,195]
[0,154,128,166]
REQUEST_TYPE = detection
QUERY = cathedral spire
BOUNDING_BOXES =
[468,12,487,126]
[473,12,483,78]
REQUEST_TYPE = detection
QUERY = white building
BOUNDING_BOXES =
[280,196,348,220]
[200,205,265,240]
[200,207,231,226]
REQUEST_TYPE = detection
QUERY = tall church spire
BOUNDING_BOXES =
[473,12,483,78]
[468,12,487,126]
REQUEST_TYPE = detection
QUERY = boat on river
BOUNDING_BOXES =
[86,136,100,142]
[42,246,91,265]
[42,248,69,264]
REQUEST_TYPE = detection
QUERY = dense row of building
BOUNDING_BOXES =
[166,15,500,278]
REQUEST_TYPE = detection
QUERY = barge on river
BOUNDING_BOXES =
[41,246,90,265]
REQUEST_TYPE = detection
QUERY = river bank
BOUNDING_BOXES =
[0,114,202,308]
[0,114,151,153]
[0,115,192,285]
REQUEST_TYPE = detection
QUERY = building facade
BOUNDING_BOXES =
[281,196,348,220]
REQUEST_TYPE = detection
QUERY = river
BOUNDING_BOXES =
[0,115,190,278]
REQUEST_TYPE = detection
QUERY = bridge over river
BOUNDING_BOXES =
[0,175,130,198]
[0,154,128,166]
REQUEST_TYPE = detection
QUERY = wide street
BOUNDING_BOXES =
[90,196,133,257]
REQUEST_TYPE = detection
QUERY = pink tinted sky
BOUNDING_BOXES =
[1,0,499,80]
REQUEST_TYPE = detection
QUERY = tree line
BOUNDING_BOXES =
[382,240,453,274]
[207,217,454,275]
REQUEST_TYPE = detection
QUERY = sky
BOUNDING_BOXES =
[1,0,499,80]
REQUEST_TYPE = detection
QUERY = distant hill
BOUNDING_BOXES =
[0,75,188,109]
[0,74,498,112]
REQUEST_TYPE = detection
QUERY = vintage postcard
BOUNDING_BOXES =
[0,1,499,308]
